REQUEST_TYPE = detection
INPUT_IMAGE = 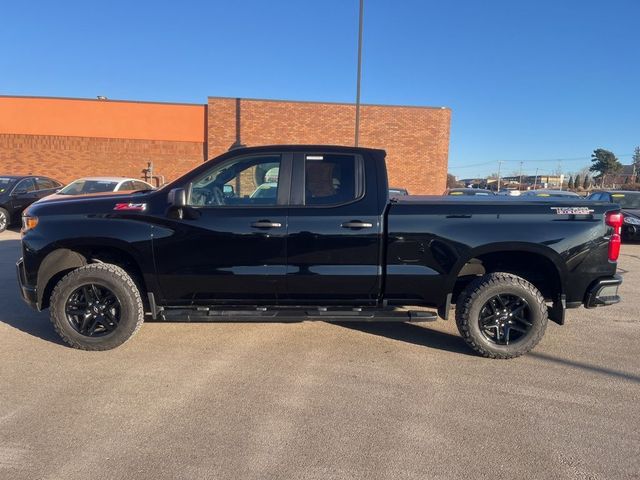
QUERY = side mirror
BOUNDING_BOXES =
[167,188,186,207]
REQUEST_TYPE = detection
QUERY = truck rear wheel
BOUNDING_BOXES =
[455,272,548,359]
[49,263,144,350]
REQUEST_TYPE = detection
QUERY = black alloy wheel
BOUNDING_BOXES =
[50,263,144,350]
[455,272,548,359]
[478,294,532,345]
[65,283,122,337]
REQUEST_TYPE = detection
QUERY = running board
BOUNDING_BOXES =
[157,307,438,323]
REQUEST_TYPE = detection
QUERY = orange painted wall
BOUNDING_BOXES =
[0,96,206,142]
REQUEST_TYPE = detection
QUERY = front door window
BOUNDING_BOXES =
[189,155,282,207]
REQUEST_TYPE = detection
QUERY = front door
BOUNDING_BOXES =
[284,152,383,305]
[153,153,291,304]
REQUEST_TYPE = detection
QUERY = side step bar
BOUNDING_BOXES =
[157,307,438,323]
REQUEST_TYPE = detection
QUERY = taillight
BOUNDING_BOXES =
[606,211,623,262]
[606,212,623,232]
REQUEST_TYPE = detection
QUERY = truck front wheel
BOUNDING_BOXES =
[49,263,144,350]
[455,272,548,359]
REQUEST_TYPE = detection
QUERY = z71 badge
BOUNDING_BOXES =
[550,206,594,215]
[113,203,147,211]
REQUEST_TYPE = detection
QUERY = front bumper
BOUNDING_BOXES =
[16,257,38,310]
[584,274,622,308]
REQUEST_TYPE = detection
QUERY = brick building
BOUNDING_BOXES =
[0,95,451,194]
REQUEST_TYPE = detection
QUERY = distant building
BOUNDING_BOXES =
[0,95,452,194]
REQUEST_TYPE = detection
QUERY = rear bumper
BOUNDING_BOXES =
[584,274,622,308]
[16,258,38,310]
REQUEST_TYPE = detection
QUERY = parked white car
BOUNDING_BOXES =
[40,177,155,201]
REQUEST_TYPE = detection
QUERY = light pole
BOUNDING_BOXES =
[533,168,539,189]
[354,0,364,146]
[496,161,503,192]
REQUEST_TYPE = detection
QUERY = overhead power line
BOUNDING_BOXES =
[450,153,634,170]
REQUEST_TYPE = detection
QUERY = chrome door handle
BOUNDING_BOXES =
[341,221,373,229]
[251,221,282,229]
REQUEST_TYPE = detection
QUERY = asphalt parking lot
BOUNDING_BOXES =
[1,229,638,480]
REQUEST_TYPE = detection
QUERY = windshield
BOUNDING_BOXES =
[59,180,119,195]
[250,183,278,199]
[611,192,640,209]
[0,177,16,194]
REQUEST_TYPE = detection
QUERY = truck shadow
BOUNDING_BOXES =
[0,238,67,346]
[529,351,640,384]
[0,309,65,346]
[333,321,475,356]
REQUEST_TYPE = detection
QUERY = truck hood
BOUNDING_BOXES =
[25,191,156,217]
[36,190,140,203]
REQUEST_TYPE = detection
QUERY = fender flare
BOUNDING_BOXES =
[37,248,87,308]
[442,241,568,299]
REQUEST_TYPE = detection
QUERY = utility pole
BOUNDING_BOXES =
[558,160,563,190]
[518,161,524,191]
[496,160,503,192]
[533,168,539,190]
[354,0,364,147]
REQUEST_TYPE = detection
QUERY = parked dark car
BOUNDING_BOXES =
[0,175,62,232]
[446,188,495,196]
[17,146,622,358]
[588,190,640,241]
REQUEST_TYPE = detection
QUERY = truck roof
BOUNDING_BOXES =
[225,145,386,156]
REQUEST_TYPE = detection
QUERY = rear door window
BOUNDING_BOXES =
[304,154,362,206]
[133,181,151,190]
[36,177,56,190]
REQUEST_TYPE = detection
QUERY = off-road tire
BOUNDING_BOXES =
[0,207,9,233]
[50,263,144,350]
[456,272,548,359]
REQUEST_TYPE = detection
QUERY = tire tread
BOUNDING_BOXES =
[49,263,144,350]
[455,272,548,359]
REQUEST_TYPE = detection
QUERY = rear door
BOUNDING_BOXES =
[284,151,383,305]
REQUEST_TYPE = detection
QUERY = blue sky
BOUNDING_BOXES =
[1,0,638,178]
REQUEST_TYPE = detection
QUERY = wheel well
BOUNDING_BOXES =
[40,246,147,310]
[453,251,562,304]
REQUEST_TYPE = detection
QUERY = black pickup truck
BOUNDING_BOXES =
[17,146,623,358]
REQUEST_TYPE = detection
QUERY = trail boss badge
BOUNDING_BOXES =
[550,206,594,215]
